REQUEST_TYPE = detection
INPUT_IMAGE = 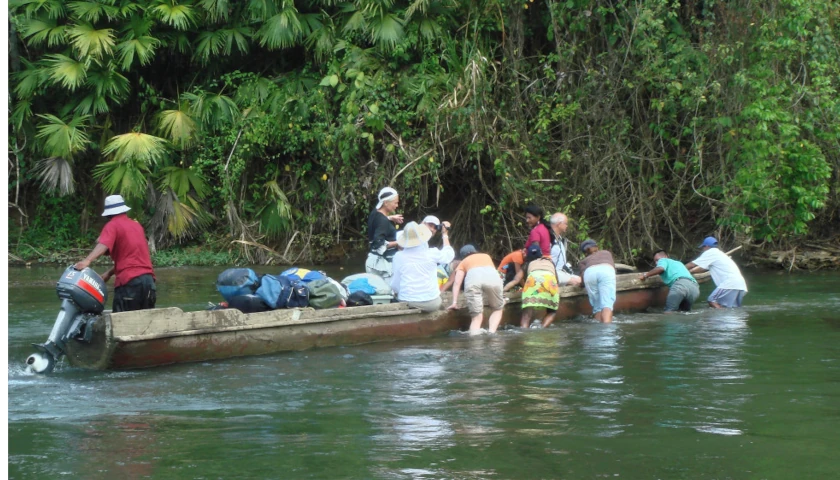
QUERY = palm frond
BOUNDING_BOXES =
[11,99,34,129]
[67,22,116,58]
[257,6,305,49]
[197,0,229,22]
[369,13,404,49]
[93,158,151,199]
[45,53,88,91]
[116,35,160,69]
[157,109,198,147]
[13,0,67,19]
[150,189,212,240]
[13,60,49,98]
[183,90,239,125]
[35,113,91,158]
[87,62,130,99]
[75,92,111,114]
[19,17,67,47]
[256,179,293,237]
[152,1,197,30]
[33,157,76,195]
[246,0,277,21]
[158,165,210,198]
[102,132,168,165]
[68,1,120,22]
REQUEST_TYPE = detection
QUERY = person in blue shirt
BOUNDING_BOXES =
[639,250,699,312]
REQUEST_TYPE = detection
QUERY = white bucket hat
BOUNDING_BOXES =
[421,215,440,226]
[102,194,131,217]
[396,221,432,248]
[376,187,398,209]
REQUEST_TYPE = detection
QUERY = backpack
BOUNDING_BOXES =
[307,278,343,309]
[346,290,373,307]
[256,274,310,309]
[216,268,260,302]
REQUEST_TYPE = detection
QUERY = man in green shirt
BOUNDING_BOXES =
[639,250,700,312]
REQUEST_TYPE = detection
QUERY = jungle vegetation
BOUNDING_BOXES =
[8,0,840,264]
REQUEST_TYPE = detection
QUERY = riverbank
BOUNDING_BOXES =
[8,239,840,271]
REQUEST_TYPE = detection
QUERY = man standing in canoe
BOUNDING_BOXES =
[685,237,748,308]
[639,249,700,312]
[74,194,156,312]
[366,187,404,280]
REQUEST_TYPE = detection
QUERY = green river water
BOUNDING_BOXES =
[7,265,840,479]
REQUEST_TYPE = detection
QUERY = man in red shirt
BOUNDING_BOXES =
[74,195,156,312]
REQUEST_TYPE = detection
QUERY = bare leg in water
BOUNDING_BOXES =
[487,309,504,333]
[708,301,723,309]
[541,310,557,328]
[520,308,533,328]
[600,308,613,323]
[469,313,484,334]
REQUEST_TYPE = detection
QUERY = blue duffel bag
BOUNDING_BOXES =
[256,274,310,309]
[216,268,260,302]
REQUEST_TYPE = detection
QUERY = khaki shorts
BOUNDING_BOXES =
[464,267,505,316]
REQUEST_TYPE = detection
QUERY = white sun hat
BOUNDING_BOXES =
[102,194,131,217]
[421,215,440,226]
[376,187,398,209]
[396,221,432,248]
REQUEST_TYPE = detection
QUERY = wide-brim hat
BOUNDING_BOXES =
[376,187,398,209]
[397,221,432,248]
[102,194,131,216]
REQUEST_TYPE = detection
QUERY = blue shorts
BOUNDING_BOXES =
[583,264,616,313]
[708,288,746,308]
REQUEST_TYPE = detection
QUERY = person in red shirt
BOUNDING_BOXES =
[74,195,156,312]
[523,204,554,257]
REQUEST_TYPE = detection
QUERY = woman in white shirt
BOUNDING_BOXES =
[390,222,455,312]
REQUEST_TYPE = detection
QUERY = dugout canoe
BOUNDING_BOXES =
[64,272,709,370]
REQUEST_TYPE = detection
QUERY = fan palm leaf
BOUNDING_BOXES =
[19,17,67,47]
[256,179,293,237]
[152,1,197,30]
[102,132,168,165]
[35,113,91,158]
[368,13,404,49]
[45,53,88,91]
[157,109,198,147]
[117,35,160,69]
[67,22,116,58]
[13,59,49,99]
[11,99,34,129]
[67,1,120,23]
[257,6,306,49]
[158,165,210,198]
[75,93,111,114]
[93,157,151,199]
[12,0,67,19]
[197,0,230,22]
[33,157,76,195]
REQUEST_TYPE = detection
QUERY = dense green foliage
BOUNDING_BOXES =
[8,0,840,262]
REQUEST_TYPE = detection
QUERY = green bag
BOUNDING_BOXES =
[307,278,342,309]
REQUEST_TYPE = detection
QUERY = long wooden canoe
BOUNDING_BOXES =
[64,272,709,370]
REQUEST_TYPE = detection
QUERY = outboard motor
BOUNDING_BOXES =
[26,266,107,374]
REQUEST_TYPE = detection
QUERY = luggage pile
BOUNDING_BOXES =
[214,268,394,313]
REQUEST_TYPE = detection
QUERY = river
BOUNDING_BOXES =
[7,265,840,479]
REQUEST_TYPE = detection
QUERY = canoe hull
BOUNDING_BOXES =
[64,273,703,370]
